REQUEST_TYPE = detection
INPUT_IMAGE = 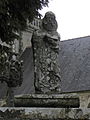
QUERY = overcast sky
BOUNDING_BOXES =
[40,0,90,41]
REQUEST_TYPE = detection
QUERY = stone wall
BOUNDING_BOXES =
[21,18,41,52]
[78,91,90,108]
[14,18,41,53]
[0,108,90,120]
[21,29,33,51]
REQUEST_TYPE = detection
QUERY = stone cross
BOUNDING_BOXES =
[31,11,61,93]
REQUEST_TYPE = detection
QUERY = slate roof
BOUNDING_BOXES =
[0,36,90,98]
[59,36,90,92]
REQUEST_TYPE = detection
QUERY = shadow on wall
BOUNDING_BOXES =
[14,47,35,95]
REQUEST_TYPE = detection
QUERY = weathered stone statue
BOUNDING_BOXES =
[31,11,61,93]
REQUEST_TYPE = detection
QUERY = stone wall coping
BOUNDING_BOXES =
[15,93,78,99]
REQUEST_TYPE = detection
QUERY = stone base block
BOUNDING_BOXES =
[0,107,90,119]
[15,94,80,108]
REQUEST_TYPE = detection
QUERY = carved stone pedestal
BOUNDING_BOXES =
[0,94,90,119]
[15,94,80,108]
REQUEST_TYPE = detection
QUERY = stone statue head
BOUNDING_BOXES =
[42,11,58,32]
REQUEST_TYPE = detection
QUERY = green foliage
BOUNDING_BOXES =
[0,0,49,43]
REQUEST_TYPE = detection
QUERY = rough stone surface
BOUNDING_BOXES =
[78,92,90,108]
[0,108,90,119]
[31,11,61,93]
[14,94,80,108]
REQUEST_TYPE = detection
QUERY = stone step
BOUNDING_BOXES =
[0,107,90,119]
[15,94,80,108]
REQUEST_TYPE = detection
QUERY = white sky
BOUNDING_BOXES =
[40,0,90,40]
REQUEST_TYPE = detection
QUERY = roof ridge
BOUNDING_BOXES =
[61,35,90,42]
